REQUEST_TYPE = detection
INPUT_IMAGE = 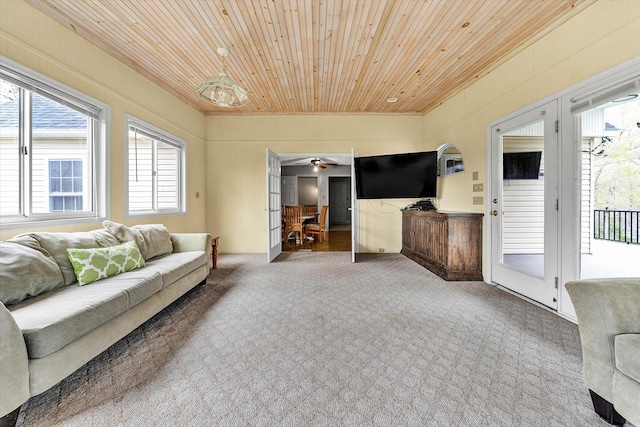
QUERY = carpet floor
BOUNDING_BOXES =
[16,253,631,426]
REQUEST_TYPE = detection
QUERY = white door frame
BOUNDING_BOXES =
[558,59,640,317]
[266,149,282,262]
[273,151,359,262]
[484,56,640,320]
[487,101,559,309]
[351,148,359,263]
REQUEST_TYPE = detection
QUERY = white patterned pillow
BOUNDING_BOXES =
[66,241,145,286]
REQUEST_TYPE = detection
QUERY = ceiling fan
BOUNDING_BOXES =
[309,158,337,169]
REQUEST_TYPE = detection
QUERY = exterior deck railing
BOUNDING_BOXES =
[594,209,639,245]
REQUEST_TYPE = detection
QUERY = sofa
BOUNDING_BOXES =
[566,278,640,426]
[0,221,212,420]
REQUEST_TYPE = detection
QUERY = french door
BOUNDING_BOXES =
[266,149,282,262]
[351,148,358,263]
[558,64,640,317]
[490,101,559,308]
[268,149,358,263]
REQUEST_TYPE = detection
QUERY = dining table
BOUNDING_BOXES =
[301,214,317,240]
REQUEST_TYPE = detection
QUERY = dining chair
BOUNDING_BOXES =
[283,205,304,243]
[302,204,317,227]
[304,204,328,242]
[302,204,317,217]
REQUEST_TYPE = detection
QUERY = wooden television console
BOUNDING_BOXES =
[401,210,483,281]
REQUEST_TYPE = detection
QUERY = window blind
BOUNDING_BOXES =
[570,75,640,114]
[129,123,184,150]
[1,64,100,119]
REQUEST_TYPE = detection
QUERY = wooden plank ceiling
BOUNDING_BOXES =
[27,0,590,115]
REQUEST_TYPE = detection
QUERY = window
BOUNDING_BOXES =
[126,116,186,217]
[0,57,108,227]
[49,159,83,212]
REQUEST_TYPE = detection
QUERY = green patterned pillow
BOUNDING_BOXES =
[66,241,145,286]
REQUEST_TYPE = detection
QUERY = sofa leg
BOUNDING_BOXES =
[589,390,626,425]
[0,406,20,427]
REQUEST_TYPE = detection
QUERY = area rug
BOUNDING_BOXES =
[16,253,626,426]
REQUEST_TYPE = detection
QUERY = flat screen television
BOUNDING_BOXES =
[354,151,438,199]
[503,151,542,180]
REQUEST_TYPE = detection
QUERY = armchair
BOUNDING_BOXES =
[566,278,640,426]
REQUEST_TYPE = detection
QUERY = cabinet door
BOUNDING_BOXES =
[448,216,482,272]
[428,216,447,265]
[402,213,414,250]
[412,215,431,258]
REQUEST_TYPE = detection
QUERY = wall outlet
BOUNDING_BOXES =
[473,183,483,192]
[473,196,483,205]
[195,192,200,198]
[379,248,385,253]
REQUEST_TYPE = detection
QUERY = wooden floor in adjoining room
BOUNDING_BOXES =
[283,230,351,252]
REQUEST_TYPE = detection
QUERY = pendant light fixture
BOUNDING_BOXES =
[196,47,248,107]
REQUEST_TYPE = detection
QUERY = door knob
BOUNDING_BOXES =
[490,210,499,216]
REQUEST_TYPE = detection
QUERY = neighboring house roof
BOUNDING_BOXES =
[0,95,86,129]
[605,122,620,132]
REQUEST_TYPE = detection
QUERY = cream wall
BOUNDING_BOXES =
[205,115,424,253]
[207,1,640,256]
[423,0,640,213]
[0,0,207,241]
[2,0,639,258]
[421,0,639,281]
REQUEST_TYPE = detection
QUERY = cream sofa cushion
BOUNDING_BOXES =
[145,251,208,288]
[104,221,173,260]
[15,230,120,286]
[9,271,163,359]
[0,238,64,305]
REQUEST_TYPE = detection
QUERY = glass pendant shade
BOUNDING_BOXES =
[196,47,249,107]
[196,67,248,107]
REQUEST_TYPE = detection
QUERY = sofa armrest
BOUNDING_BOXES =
[170,233,213,270]
[0,302,30,417]
[566,278,640,401]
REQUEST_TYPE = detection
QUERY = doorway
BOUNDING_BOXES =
[270,152,356,259]
[489,101,559,309]
[488,58,640,317]
[577,95,640,279]
[329,177,352,230]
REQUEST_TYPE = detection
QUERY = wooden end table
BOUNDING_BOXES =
[211,236,220,269]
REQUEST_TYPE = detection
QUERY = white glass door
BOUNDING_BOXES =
[490,101,559,308]
[558,66,640,318]
[351,148,358,263]
[266,149,282,262]
[577,94,640,279]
